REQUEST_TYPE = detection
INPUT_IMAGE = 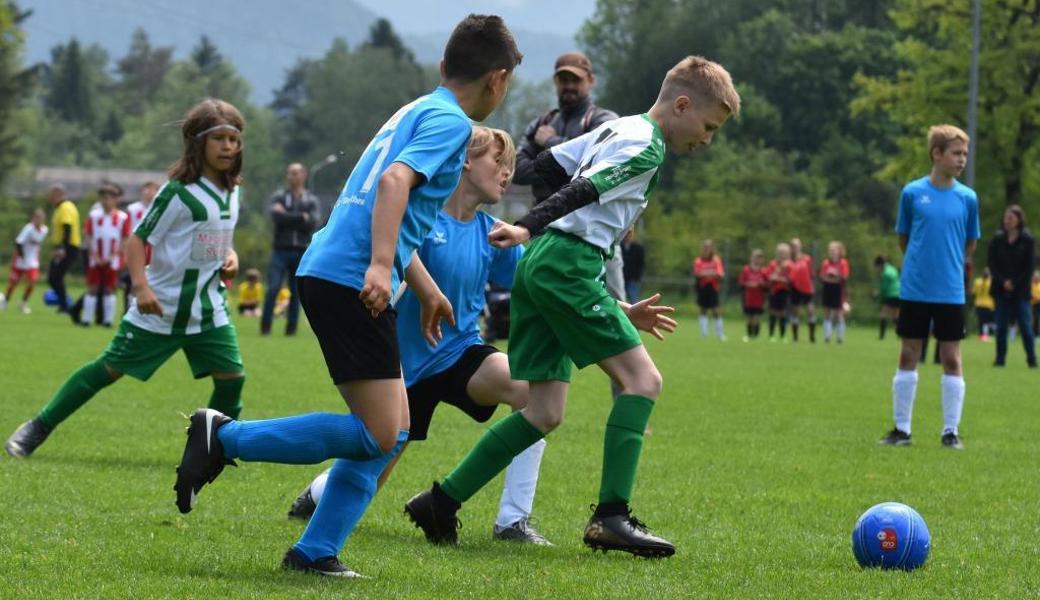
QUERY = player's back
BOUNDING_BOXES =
[298,87,472,295]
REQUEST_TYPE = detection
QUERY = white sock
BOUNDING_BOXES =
[837,318,846,342]
[102,293,116,325]
[309,468,331,504]
[941,374,965,435]
[82,294,97,324]
[892,369,918,434]
[823,320,833,341]
[714,317,724,338]
[495,437,547,528]
[699,315,709,337]
[1010,327,1017,343]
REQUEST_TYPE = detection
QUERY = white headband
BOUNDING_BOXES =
[194,124,242,138]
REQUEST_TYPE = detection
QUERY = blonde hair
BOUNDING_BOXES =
[828,240,846,259]
[776,242,791,258]
[658,56,741,116]
[928,124,969,159]
[468,126,516,180]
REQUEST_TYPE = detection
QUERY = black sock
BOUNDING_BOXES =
[747,323,753,337]
[879,319,887,339]
[432,481,462,512]
[780,318,788,337]
[769,316,777,336]
[809,322,816,342]
[594,501,630,517]
[792,323,799,341]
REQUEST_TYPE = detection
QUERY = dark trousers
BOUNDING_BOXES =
[261,248,304,334]
[47,246,78,311]
[995,297,1037,365]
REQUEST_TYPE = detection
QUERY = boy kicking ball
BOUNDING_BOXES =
[404,55,740,558]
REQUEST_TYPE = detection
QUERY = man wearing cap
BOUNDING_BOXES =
[514,52,624,299]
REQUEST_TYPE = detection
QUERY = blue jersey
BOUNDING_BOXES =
[397,211,524,387]
[895,176,980,304]
[297,87,472,294]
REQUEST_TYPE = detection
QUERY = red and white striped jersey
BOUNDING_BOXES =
[126,201,151,232]
[85,209,131,269]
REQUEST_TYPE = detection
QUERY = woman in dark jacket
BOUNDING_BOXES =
[988,204,1037,367]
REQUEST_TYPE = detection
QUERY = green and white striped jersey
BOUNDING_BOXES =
[548,113,665,251]
[126,178,239,335]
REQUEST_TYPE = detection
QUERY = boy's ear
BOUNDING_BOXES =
[673,94,691,114]
[487,68,510,95]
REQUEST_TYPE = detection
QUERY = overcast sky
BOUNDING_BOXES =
[353,0,599,36]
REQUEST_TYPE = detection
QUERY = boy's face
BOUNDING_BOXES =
[465,141,512,205]
[204,127,243,174]
[932,139,968,178]
[667,97,730,154]
[100,192,119,211]
[31,211,44,226]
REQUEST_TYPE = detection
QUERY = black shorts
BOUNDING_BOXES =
[407,344,500,441]
[822,283,844,309]
[743,305,764,316]
[769,290,789,311]
[896,300,966,341]
[790,290,814,306]
[882,297,900,308]
[236,302,258,315]
[696,286,720,309]
[298,275,401,383]
[975,307,994,322]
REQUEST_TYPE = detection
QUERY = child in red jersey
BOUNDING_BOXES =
[693,239,726,340]
[82,184,131,327]
[737,249,768,341]
[765,242,791,341]
[819,240,850,343]
[787,237,816,342]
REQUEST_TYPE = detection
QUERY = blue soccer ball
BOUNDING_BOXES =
[43,289,62,306]
[851,502,930,570]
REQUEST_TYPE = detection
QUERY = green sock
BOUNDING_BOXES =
[441,411,544,504]
[208,376,244,419]
[599,394,655,504]
[37,359,116,429]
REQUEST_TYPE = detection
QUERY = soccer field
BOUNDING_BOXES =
[2,304,1039,598]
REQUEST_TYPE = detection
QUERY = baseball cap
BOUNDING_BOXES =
[554,51,593,78]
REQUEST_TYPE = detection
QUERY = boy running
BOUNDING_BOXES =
[81,183,131,327]
[737,249,767,341]
[5,99,247,458]
[403,56,740,558]
[879,124,979,450]
[693,239,725,340]
[766,242,792,341]
[172,16,522,578]
[819,240,850,343]
[2,209,48,313]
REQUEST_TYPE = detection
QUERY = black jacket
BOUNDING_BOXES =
[269,189,320,250]
[988,228,1035,300]
[622,240,645,282]
[513,96,617,202]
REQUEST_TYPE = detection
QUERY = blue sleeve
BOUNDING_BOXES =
[393,110,472,184]
[967,193,981,241]
[489,244,524,289]
[895,188,913,235]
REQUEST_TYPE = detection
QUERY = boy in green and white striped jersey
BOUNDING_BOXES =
[5,99,248,458]
[405,56,741,557]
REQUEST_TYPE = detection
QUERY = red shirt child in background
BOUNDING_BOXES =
[738,248,768,341]
[788,237,817,343]
[819,240,851,343]
[693,239,726,340]
[765,242,792,341]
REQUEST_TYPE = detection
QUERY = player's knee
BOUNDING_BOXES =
[624,367,662,399]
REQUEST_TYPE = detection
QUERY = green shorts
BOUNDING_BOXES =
[100,321,244,381]
[508,230,642,382]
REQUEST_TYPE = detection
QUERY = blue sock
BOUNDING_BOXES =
[217,412,382,464]
[294,429,408,561]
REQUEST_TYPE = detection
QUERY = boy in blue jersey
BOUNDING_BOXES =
[173,15,522,578]
[879,125,980,450]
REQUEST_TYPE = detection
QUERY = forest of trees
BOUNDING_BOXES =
[0,0,1037,307]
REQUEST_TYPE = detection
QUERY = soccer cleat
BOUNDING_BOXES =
[492,517,553,546]
[583,506,675,558]
[941,431,964,450]
[878,428,912,446]
[281,547,364,578]
[404,484,461,545]
[173,409,236,514]
[287,486,317,520]
[19,301,31,314]
[5,417,52,458]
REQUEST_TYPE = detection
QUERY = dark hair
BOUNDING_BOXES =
[168,98,245,190]
[1004,204,1026,232]
[443,15,522,82]
[98,181,122,197]
[874,255,886,267]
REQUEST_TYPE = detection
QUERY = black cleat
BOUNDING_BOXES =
[404,483,461,545]
[492,517,553,546]
[941,431,964,450]
[878,428,912,446]
[5,417,52,458]
[281,547,364,578]
[583,506,675,558]
[174,409,236,514]
[288,486,317,520]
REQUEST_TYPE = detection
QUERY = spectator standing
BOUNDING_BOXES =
[987,204,1036,367]
[46,184,80,313]
[620,228,645,303]
[970,267,995,340]
[260,162,320,336]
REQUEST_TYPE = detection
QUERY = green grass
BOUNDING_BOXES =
[2,297,1040,599]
